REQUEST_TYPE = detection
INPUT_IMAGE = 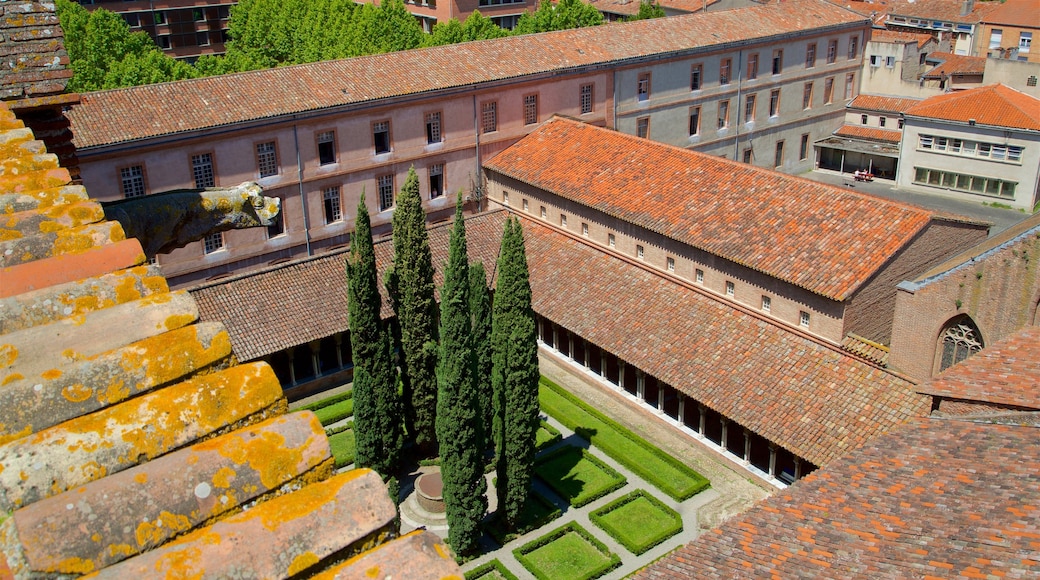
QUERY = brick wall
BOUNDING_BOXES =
[844,218,989,345]
[889,217,1040,381]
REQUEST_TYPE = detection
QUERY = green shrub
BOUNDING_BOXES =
[313,398,354,426]
[465,559,520,580]
[513,522,620,580]
[539,377,709,500]
[534,446,626,508]
[297,390,353,412]
[485,491,562,545]
[535,420,562,451]
[328,428,356,468]
[590,489,683,555]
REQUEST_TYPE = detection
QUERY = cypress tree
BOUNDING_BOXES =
[386,167,439,455]
[492,217,540,529]
[346,192,404,498]
[470,261,494,456]
[435,195,488,556]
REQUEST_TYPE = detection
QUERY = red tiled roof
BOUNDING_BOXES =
[869,28,935,47]
[904,83,1040,130]
[834,124,904,143]
[636,416,1040,579]
[847,93,922,114]
[918,325,1040,409]
[190,209,507,361]
[67,0,866,149]
[485,117,935,300]
[921,51,986,77]
[873,0,1003,24]
[519,216,928,466]
[981,0,1040,28]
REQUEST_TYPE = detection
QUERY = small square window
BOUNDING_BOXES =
[203,232,224,254]
[582,222,588,236]
[540,206,547,219]
[120,165,146,198]
[637,117,650,139]
[561,214,567,227]
[637,72,651,101]
[861,114,868,125]
[429,164,443,199]
[666,257,675,272]
[425,112,442,144]
[725,281,735,296]
[503,191,509,206]
[695,269,704,283]
[523,199,529,211]
[378,174,394,211]
[481,101,497,133]
[256,141,278,178]
[800,311,811,327]
[690,64,703,90]
[373,121,391,154]
[317,131,336,165]
[323,186,342,224]
[580,84,594,114]
[608,233,615,247]
[523,94,539,125]
[637,245,644,259]
[192,153,215,189]
[879,116,886,127]
[761,295,771,312]
[772,49,783,75]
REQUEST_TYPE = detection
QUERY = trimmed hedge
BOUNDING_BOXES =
[297,390,353,412]
[534,446,626,508]
[513,522,620,580]
[313,398,354,426]
[328,428,356,468]
[539,377,709,500]
[590,489,683,555]
[485,491,562,546]
[325,420,353,437]
[465,559,520,580]
[535,419,562,451]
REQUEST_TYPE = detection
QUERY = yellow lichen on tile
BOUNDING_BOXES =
[0,344,17,367]
[61,383,93,403]
[135,511,192,548]
[55,556,96,575]
[288,552,320,576]
[212,466,236,489]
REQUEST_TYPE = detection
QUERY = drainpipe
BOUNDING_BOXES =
[293,123,313,256]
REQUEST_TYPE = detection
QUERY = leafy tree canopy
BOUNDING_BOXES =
[627,0,666,21]
[514,0,603,35]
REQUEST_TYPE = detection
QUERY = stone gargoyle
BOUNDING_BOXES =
[102,182,281,258]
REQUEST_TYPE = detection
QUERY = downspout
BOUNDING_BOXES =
[473,94,482,212]
[293,123,313,256]
[732,48,744,162]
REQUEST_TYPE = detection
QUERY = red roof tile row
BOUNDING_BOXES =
[869,28,935,47]
[980,0,1040,28]
[485,117,935,300]
[905,83,1040,130]
[921,51,987,77]
[874,0,1003,24]
[834,124,904,143]
[847,93,922,114]
[67,0,867,149]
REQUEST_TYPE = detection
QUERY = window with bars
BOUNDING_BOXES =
[429,164,443,199]
[720,59,731,85]
[120,165,146,198]
[826,39,837,63]
[805,43,816,68]
[192,153,215,189]
[378,174,394,211]
[523,94,538,125]
[636,116,650,138]
[690,64,703,90]
[481,101,497,133]
[769,89,780,117]
[747,54,758,80]
[637,72,650,101]
[799,311,810,328]
[203,232,224,254]
[689,107,701,136]
[425,112,442,144]
[802,82,813,109]
[323,186,342,224]
[580,84,593,114]
[373,121,391,154]
[317,131,336,165]
[256,141,278,178]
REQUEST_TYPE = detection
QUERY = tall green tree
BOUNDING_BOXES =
[386,168,439,455]
[427,11,510,46]
[513,0,603,35]
[491,217,540,529]
[627,0,666,20]
[346,193,404,499]
[470,261,494,455]
[435,195,488,556]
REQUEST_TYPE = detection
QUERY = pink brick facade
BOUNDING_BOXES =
[888,214,1040,381]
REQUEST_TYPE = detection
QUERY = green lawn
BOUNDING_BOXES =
[327,428,356,468]
[485,491,561,546]
[313,398,353,426]
[539,378,709,500]
[535,420,562,451]
[464,559,519,580]
[514,522,620,580]
[590,489,683,555]
[534,446,626,508]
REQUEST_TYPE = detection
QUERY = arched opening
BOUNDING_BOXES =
[937,315,984,373]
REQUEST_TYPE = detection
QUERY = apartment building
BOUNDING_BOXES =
[67,0,872,288]
[72,0,233,59]
[977,0,1039,63]
[855,0,1002,57]
[814,94,919,178]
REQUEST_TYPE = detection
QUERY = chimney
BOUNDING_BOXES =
[960,0,974,16]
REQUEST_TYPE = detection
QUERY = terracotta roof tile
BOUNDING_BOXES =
[485,117,935,300]
[867,0,1004,24]
[834,123,904,143]
[918,325,1040,409]
[66,0,867,149]
[905,83,1040,130]
[847,93,922,113]
[518,216,928,466]
[636,415,1040,579]
[921,50,987,77]
[869,28,935,47]
[980,0,1040,28]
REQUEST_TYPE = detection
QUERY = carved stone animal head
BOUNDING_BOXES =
[200,182,281,229]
